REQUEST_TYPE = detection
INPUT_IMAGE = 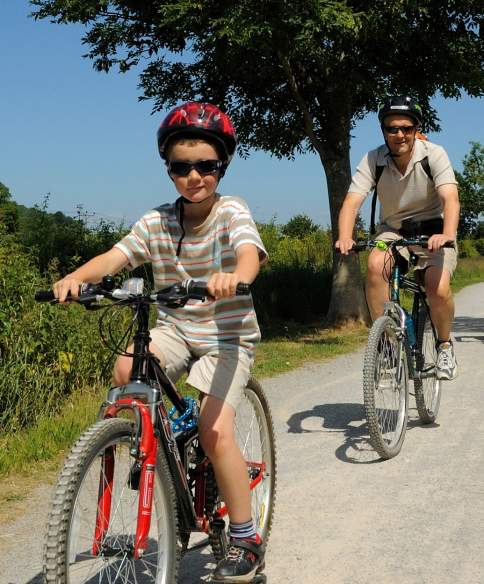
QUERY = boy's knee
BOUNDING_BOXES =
[198,424,233,460]
[113,355,132,385]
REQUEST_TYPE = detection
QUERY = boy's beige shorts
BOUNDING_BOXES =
[150,322,252,411]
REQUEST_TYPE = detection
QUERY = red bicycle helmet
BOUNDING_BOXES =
[157,102,237,169]
[377,96,423,126]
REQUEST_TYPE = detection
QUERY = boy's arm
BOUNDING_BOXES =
[54,247,129,302]
[207,243,261,299]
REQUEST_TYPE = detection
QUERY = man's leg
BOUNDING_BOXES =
[365,247,393,321]
[424,266,457,380]
[424,266,454,341]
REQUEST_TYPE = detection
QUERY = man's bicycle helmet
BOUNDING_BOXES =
[157,102,237,173]
[377,96,423,126]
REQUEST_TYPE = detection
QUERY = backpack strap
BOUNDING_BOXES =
[370,164,385,236]
[369,156,432,236]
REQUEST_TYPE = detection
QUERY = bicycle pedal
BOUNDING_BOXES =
[252,574,267,583]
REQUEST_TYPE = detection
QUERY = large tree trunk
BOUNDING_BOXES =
[319,116,369,325]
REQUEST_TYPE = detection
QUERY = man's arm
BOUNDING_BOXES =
[335,192,365,255]
[428,184,460,251]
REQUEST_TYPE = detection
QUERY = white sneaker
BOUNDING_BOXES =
[436,342,458,380]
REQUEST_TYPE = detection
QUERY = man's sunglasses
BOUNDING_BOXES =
[383,125,416,135]
[168,159,223,177]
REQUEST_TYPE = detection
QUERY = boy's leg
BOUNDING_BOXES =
[112,323,191,385]
[198,395,251,523]
[189,350,264,580]
[198,395,263,581]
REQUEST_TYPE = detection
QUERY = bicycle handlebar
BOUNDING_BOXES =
[34,279,251,306]
[350,237,455,253]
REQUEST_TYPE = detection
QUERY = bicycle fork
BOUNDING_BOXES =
[93,399,158,559]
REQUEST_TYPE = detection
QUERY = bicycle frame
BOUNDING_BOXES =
[384,246,438,381]
[94,298,266,559]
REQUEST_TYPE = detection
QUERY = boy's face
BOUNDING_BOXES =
[167,141,221,204]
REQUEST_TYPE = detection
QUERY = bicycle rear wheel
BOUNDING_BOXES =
[208,377,276,560]
[414,306,442,423]
[43,418,179,584]
[363,315,409,459]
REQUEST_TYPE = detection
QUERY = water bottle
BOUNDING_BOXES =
[405,312,416,348]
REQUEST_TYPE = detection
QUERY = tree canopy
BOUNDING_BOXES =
[31,0,484,321]
[456,142,484,238]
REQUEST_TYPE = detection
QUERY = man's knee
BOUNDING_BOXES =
[425,268,452,303]
[367,251,389,282]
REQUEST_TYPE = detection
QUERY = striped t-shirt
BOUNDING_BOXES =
[114,194,267,353]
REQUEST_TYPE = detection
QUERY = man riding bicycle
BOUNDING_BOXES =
[336,95,460,381]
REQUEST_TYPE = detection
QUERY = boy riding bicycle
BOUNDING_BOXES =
[336,95,460,381]
[53,102,267,582]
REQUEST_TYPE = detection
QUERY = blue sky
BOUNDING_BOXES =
[1,1,482,228]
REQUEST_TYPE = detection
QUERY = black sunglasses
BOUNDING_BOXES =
[168,159,223,177]
[383,125,416,135]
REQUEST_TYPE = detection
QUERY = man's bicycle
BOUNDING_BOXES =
[353,236,453,459]
[35,277,276,584]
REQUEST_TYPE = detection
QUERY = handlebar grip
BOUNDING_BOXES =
[186,280,251,297]
[236,282,251,295]
[350,243,368,253]
[34,290,56,302]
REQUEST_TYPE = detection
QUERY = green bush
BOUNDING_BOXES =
[254,223,333,324]
[0,231,110,433]
[474,238,484,256]
[458,239,479,258]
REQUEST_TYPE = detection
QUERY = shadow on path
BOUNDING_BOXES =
[453,316,484,343]
[287,401,438,465]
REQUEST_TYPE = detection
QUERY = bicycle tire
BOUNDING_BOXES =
[43,418,180,584]
[208,377,277,560]
[414,306,442,423]
[363,315,409,459]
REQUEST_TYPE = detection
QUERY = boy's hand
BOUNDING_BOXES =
[53,277,84,303]
[207,272,242,299]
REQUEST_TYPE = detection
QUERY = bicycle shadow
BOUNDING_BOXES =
[287,402,380,464]
[287,402,434,464]
[453,316,484,344]
[178,541,215,583]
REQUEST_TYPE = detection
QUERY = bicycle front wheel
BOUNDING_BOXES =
[208,377,276,560]
[43,418,179,584]
[414,307,442,423]
[363,315,409,459]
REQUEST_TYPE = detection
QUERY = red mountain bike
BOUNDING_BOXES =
[36,277,276,584]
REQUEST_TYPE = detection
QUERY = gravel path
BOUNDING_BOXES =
[2,283,484,584]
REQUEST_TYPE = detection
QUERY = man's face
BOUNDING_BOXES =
[382,114,417,157]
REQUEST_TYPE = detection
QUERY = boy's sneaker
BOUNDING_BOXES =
[212,536,264,582]
[436,342,458,380]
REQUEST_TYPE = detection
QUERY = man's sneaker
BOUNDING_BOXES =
[212,536,264,582]
[436,342,458,380]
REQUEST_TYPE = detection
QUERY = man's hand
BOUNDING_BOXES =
[335,238,356,255]
[427,233,455,252]
[207,272,242,299]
